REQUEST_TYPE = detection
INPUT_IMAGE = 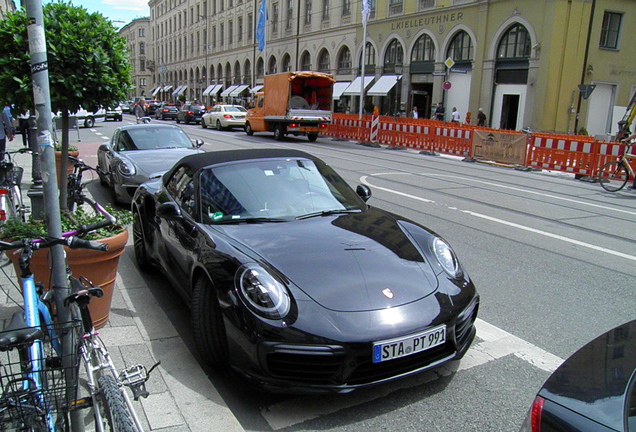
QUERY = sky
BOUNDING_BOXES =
[51,0,150,29]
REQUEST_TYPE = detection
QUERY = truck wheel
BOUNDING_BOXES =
[245,123,254,136]
[274,124,284,141]
[307,133,318,142]
[84,117,95,128]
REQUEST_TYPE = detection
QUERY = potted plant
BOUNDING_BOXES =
[54,142,79,178]
[1,206,132,329]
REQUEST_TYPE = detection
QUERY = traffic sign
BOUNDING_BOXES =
[578,84,596,100]
[443,81,452,91]
[444,57,455,69]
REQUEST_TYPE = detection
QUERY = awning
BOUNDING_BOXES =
[332,82,352,100]
[162,85,173,92]
[220,85,239,97]
[151,87,161,96]
[229,85,249,97]
[175,85,187,96]
[171,85,182,97]
[342,76,374,96]
[250,85,263,94]
[202,85,215,96]
[366,75,400,96]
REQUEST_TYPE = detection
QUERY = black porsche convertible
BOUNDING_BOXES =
[132,148,479,393]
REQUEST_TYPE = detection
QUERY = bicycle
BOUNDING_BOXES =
[67,155,97,212]
[597,138,636,192]
[0,148,31,225]
[0,196,156,431]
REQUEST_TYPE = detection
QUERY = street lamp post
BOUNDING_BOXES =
[394,63,403,118]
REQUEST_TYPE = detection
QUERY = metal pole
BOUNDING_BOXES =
[25,113,44,219]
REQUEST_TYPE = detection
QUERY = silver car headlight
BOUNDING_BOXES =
[235,263,291,320]
[432,238,463,279]
[116,160,136,177]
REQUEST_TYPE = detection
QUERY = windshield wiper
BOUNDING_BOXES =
[214,217,288,224]
[296,209,361,220]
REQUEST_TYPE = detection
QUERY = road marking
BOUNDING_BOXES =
[360,174,636,262]
[260,319,563,430]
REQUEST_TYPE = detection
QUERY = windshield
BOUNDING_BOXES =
[123,127,195,150]
[226,106,247,112]
[199,158,366,223]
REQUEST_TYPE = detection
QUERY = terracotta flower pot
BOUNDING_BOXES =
[55,150,79,186]
[6,229,129,329]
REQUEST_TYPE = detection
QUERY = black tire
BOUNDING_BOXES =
[598,161,628,192]
[94,373,135,432]
[133,209,152,271]
[192,276,229,367]
[84,117,95,128]
[273,124,284,141]
[201,118,207,128]
[307,133,318,142]
[176,117,181,124]
[216,120,224,131]
[245,122,254,136]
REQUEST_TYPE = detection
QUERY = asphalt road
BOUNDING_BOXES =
[82,115,636,432]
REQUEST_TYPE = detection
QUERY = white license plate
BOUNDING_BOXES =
[372,325,446,363]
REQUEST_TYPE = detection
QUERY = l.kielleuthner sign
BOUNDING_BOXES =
[390,13,464,31]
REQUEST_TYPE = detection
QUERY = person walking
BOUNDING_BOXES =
[134,99,147,124]
[412,106,418,119]
[477,108,487,127]
[434,103,445,121]
[17,108,30,148]
[0,105,15,160]
[451,107,461,122]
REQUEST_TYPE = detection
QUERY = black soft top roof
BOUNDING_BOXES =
[163,148,319,185]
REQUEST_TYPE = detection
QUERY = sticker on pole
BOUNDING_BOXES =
[443,81,452,91]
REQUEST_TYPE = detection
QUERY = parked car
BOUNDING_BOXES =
[176,103,206,124]
[96,124,205,204]
[201,104,247,130]
[145,99,162,116]
[131,148,479,393]
[119,101,132,113]
[520,319,636,432]
[105,105,123,121]
[154,103,179,120]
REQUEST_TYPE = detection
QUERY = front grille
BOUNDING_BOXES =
[266,346,345,383]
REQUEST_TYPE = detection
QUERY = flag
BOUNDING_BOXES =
[256,0,267,52]
[361,0,371,26]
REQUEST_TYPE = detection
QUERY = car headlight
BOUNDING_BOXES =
[432,238,463,279]
[235,263,291,320]
[116,160,136,177]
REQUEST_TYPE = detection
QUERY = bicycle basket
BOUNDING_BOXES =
[0,162,14,186]
[12,166,23,187]
[0,321,81,429]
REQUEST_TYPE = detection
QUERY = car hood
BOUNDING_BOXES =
[214,209,440,312]
[123,148,202,177]
[539,319,636,431]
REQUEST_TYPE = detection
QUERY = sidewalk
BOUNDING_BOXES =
[0,135,245,431]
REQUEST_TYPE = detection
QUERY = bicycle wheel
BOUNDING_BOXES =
[93,372,135,432]
[598,161,629,192]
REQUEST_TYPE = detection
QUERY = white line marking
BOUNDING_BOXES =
[260,318,563,430]
[360,175,636,262]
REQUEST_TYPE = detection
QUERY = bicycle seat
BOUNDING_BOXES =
[0,312,44,351]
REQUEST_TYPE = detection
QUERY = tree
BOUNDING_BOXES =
[0,1,132,209]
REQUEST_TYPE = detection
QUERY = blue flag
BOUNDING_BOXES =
[256,0,267,52]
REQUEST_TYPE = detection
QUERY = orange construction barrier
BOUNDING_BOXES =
[526,133,598,177]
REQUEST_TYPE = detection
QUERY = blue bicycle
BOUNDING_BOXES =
[0,198,155,431]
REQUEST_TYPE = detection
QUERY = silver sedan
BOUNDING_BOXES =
[201,105,247,130]
[97,124,205,204]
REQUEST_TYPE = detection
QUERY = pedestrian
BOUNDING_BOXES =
[134,99,147,124]
[477,108,487,127]
[434,102,445,121]
[17,108,30,148]
[451,107,461,122]
[412,106,419,119]
[0,104,15,160]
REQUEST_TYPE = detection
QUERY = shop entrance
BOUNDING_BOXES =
[411,83,433,119]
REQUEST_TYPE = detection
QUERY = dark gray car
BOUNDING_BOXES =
[176,103,206,124]
[96,124,205,204]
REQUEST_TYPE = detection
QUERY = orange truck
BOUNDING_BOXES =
[245,71,335,142]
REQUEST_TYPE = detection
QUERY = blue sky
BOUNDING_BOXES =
[51,0,150,29]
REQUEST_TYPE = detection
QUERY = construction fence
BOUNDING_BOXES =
[323,113,635,179]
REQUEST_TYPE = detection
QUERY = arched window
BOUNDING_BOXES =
[234,61,241,83]
[256,58,264,78]
[383,39,403,73]
[358,42,376,73]
[225,63,232,87]
[217,64,223,83]
[337,46,352,74]
[300,51,311,70]
[268,56,277,74]
[318,49,330,73]
[281,53,292,72]
[497,23,530,59]
[244,59,251,83]
[447,31,473,62]
[411,34,435,62]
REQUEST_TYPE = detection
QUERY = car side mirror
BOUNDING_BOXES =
[195,139,204,147]
[356,184,371,202]
[157,202,183,221]
[98,143,111,153]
